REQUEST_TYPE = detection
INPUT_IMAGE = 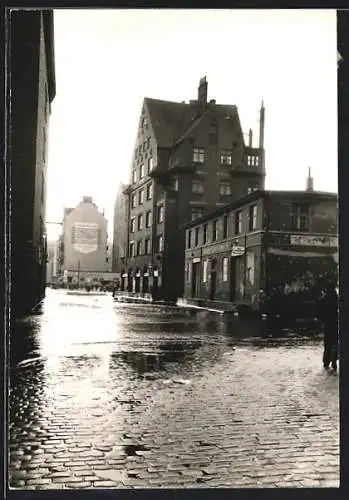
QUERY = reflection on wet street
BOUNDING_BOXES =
[9,289,339,489]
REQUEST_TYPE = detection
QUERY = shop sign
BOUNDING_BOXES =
[290,234,338,247]
[193,257,201,263]
[231,246,245,257]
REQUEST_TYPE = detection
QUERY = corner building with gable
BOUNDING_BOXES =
[119,77,265,302]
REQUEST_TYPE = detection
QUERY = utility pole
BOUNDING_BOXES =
[77,260,80,289]
[243,232,247,299]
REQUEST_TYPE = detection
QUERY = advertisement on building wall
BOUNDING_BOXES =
[72,222,99,254]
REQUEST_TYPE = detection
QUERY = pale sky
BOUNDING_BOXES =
[45,9,338,241]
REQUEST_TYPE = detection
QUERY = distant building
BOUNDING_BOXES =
[112,183,129,273]
[60,196,109,284]
[45,240,57,283]
[10,9,56,318]
[182,187,338,317]
[119,77,265,301]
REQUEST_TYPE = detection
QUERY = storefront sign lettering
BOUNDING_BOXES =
[290,234,338,247]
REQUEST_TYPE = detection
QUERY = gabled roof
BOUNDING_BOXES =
[144,97,244,151]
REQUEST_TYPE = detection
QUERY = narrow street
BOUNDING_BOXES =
[9,289,339,489]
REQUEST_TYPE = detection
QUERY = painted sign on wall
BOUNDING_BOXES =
[290,234,338,248]
[72,222,99,254]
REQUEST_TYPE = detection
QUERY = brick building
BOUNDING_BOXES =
[182,188,338,317]
[9,10,56,318]
[117,77,265,301]
[112,182,129,273]
[60,196,109,284]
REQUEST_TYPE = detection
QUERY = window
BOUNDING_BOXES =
[249,205,258,232]
[138,189,144,205]
[235,211,242,234]
[131,194,136,208]
[209,122,218,145]
[139,164,145,179]
[220,182,232,196]
[191,207,204,221]
[203,260,208,283]
[187,230,192,249]
[192,180,204,193]
[292,203,310,230]
[247,184,259,194]
[147,137,151,149]
[203,223,208,244]
[136,240,142,256]
[146,210,152,227]
[193,147,205,163]
[143,142,146,152]
[158,204,164,223]
[220,150,232,165]
[157,235,164,252]
[130,218,136,233]
[132,169,137,183]
[247,252,255,284]
[186,263,192,283]
[129,242,135,257]
[248,155,258,167]
[141,117,148,129]
[194,227,199,246]
[146,183,153,200]
[148,157,153,173]
[223,257,228,282]
[212,220,218,241]
[223,215,228,238]
[137,214,143,230]
[171,177,178,191]
[135,148,138,159]
[145,238,150,255]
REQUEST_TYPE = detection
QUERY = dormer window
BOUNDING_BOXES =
[220,150,232,165]
[193,148,205,163]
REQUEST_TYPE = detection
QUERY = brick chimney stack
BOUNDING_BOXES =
[197,76,208,114]
[306,167,314,192]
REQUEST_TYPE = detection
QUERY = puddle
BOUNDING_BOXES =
[123,444,149,456]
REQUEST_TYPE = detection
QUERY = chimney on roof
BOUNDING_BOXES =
[306,167,314,192]
[197,76,208,114]
[82,196,93,203]
[248,128,253,147]
[259,100,265,149]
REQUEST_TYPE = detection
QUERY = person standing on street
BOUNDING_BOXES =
[316,283,339,371]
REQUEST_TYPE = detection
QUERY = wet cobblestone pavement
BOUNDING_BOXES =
[9,289,339,489]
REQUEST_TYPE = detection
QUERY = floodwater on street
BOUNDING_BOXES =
[9,289,339,489]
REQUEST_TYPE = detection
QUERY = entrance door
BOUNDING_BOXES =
[143,276,149,294]
[191,263,200,298]
[229,258,237,301]
[210,271,216,300]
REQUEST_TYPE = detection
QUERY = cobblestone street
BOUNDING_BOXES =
[9,290,339,489]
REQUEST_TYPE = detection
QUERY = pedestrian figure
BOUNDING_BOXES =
[316,283,339,371]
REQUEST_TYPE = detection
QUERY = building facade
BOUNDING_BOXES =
[10,9,56,318]
[183,189,338,317]
[60,196,109,284]
[112,182,129,273]
[117,77,265,301]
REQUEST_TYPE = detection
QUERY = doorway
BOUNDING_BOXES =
[229,258,237,301]
[191,262,200,298]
